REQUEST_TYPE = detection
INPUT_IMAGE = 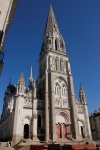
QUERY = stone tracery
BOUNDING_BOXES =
[54,78,69,108]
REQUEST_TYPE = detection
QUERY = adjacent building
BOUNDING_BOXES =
[0,0,18,73]
[89,109,100,141]
[0,6,92,143]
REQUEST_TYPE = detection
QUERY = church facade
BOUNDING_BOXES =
[0,6,92,143]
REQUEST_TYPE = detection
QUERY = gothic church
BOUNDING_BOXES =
[0,6,92,143]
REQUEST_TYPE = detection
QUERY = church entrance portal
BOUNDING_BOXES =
[57,123,67,138]
[24,124,29,138]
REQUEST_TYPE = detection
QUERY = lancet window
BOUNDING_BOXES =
[55,83,61,96]
[54,78,68,99]
[55,39,57,50]
[62,84,66,96]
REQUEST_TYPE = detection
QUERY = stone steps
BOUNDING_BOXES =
[0,142,8,147]
[0,147,15,150]
[19,145,30,150]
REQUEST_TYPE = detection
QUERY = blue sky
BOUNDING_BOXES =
[0,0,100,115]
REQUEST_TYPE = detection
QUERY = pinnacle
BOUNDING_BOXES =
[18,70,25,85]
[29,65,33,83]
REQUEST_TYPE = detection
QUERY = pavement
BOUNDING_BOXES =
[0,147,15,150]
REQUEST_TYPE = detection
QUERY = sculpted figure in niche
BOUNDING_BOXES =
[60,40,66,52]
[63,60,66,73]
[62,43,66,52]
[56,57,59,70]
[60,42,63,49]
[55,99,58,106]
[58,100,60,105]
[51,57,55,70]
[48,38,51,49]
[60,58,64,72]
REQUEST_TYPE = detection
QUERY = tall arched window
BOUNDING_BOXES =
[62,85,66,96]
[38,115,41,128]
[54,78,68,100]
[55,83,60,96]
[55,40,57,50]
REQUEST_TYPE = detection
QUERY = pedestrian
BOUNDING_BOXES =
[9,141,11,146]
[7,141,10,147]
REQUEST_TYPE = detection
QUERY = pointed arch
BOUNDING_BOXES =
[54,77,68,86]
[56,111,70,138]
[54,77,68,99]
[77,118,85,138]
[23,115,31,125]
[56,111,71,124]
[55,82,61,96]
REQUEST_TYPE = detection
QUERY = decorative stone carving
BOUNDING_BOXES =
[77,104,84,113]
[33,114,37,118]
[56,57,59,70]
[58,78,62,83]
[24,99,32,108]
[55,99,69,108]
[51,57,56,70]
[63,60,66,73]
[37,100,44,109]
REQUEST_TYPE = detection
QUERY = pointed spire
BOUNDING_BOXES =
[18,70,25,85]
[79,82,85,94]
[40,5,66,55]
[44,5,60,34]
[29,66,33,83]
[79,83,86,104]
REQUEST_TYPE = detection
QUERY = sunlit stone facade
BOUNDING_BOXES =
[0,6,92,143]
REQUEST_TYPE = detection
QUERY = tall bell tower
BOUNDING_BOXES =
[38,5,85,142]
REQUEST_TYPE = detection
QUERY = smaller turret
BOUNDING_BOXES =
[79,83,86,104]
[29,66,33,88]
[16,70,25,95]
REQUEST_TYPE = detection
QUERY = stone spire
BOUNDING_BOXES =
[18,70,25,85]
[44,5,60,34]
[40,5,66,55]
[79,83,86,104]
[29,66,33,86]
